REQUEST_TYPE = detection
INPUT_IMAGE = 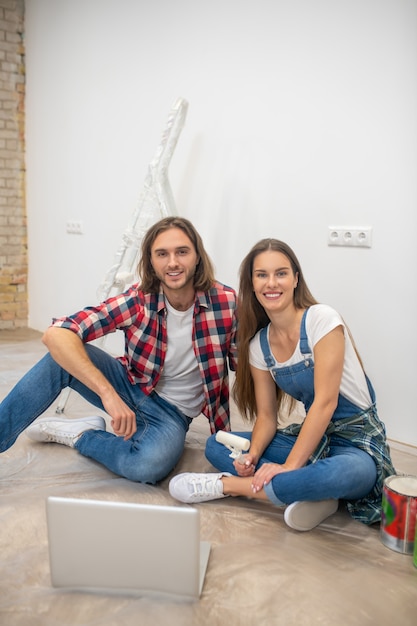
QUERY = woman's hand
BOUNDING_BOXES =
[251,462,289,493]
[233,454,257,476]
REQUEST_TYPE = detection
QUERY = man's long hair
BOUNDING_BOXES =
[137,216,216,292]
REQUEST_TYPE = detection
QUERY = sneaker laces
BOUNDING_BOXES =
[188,475,223,499]
[39,424,77,447]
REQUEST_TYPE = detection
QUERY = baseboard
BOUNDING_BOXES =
[388,438,417,457]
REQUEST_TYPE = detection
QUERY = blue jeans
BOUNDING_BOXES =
[205,431,377,505]
[0,345,191,483]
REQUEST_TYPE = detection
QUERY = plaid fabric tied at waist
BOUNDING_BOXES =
[279,406,396,524]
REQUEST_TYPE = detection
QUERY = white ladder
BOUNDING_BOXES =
[55,97,189,414]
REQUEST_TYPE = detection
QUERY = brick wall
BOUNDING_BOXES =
[0,0,25,330]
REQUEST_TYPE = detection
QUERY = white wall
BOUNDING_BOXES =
[24,0,417,447]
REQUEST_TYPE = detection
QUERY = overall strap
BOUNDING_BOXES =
[259,326,275,368]
[259,307,311,366]
[365,375,376,403]
[299,308,311,356]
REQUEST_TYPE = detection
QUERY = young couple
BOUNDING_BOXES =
[0,217,395,531]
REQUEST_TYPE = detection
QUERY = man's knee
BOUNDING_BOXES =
[121,457,173,484]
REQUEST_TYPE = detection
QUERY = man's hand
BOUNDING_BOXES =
[100,389,137,440]
[43,327,137,440]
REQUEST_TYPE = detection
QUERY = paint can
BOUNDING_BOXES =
[380,475,417,554]
[414,516,417,568]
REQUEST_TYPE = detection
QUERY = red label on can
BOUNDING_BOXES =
[381,481,417,542]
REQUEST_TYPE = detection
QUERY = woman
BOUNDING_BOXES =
[169,239,395,531]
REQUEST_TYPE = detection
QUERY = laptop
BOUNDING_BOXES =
[46,496,211,601]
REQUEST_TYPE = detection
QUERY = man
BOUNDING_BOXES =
[0,217,237,483]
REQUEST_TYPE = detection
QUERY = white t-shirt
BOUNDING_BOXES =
[249,304,372,410]
[155,300,205,418]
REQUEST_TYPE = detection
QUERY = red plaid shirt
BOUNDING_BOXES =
[52,282,237,433]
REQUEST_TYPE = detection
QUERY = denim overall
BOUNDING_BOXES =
[206,308,395,524]
[259,308,375,421]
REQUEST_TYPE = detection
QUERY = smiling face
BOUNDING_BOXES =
[252,250,298,313]
[150,227,199,301]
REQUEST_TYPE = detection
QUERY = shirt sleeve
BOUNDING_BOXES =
[51,286,143,342]
[305,304,345,348]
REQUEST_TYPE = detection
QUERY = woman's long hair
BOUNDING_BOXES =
[233,239,318,422]
[137,216,215,293]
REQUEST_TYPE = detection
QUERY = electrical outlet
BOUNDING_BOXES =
[327,226,372,248]
[66,220,84,235]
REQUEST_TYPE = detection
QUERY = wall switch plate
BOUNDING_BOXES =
[327,226,372,248]
[66,220,84,235]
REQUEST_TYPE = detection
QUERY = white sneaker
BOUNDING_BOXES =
[26,416,106,448]
[284,499,339,531]
[169,472,232,503]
